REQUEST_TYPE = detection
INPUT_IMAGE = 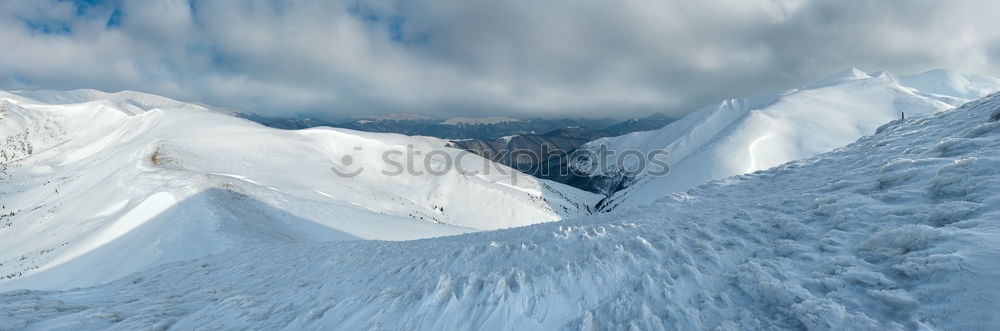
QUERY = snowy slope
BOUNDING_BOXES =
[0,91,598,290]
[900,68,1000,103]
[3,91,999,329]
[580,68,1000,210]
[0,89,221,115]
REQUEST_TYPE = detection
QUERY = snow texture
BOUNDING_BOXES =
[1,91,999,329]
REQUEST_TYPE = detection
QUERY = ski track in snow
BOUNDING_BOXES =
[1,90,999,329]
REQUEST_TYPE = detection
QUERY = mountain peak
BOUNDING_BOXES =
[870,70,898,82]
[806,67,873,89]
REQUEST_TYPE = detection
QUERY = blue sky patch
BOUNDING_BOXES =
[106,8,122,28]
[23,19,72,35]
[347,3,408,43]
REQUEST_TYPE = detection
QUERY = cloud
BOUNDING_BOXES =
[1,0,999,119]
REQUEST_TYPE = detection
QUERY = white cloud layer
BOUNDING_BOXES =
[2,0,999,119]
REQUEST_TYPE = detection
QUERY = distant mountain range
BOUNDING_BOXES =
[236,113,677,194]
[601,112,676,136]
[447,126,612,189]
[237,113,676,141]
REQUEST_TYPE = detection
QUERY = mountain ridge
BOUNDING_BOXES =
[0,92,599,291]
[4,87,999,330]
[575,68,1000,210]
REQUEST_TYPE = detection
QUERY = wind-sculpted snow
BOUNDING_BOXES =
[3,91,999,329]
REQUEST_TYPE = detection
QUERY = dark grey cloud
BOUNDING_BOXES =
[1,0,998,120]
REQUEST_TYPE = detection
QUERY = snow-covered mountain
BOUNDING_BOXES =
[3,88,999,329]
[579,68,1000,210]
[0,90,598,290]
[5,89,221,115]
[899,68,1000,102]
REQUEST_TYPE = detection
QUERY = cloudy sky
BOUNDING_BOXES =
[2,0,999,120]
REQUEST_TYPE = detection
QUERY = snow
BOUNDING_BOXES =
[497,134,516,144]
[2,90,1000,330]
[1,89,216,115]
[805,67,872,89]
[0,93,598,291]
[580,68,1000,210]
[900,68,1000,102]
